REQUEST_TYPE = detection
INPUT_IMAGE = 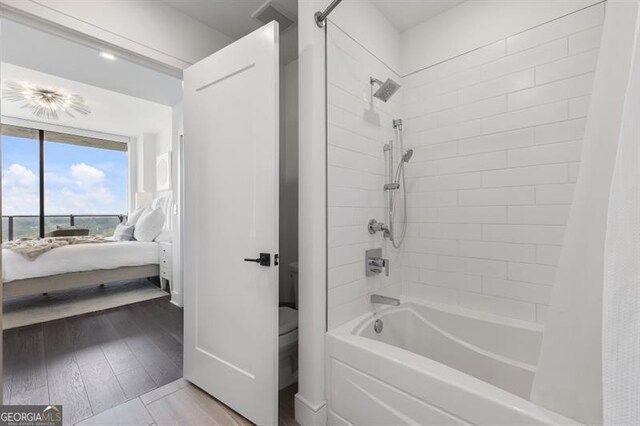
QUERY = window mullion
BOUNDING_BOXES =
[39,129,45,238]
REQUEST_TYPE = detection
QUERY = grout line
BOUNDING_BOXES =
[136,396,156,422]
[40,322,52,408]
[105,311,166,389]
[140,379,187,407]
[404,68,596,124]
[328,122,390,147]
[403,1,606,78]
[74,355,96,418]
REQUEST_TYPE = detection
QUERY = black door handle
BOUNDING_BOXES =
[244,253,271,266]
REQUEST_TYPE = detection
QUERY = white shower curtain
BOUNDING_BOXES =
[602,5,640,424]
[530,1,640,424]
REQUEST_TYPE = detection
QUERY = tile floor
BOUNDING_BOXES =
[78,379,298,426]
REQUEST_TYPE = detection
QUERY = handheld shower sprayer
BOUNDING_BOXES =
[381,121,411,249]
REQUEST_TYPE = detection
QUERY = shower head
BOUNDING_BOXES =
[402,149,414,163]
[370,77,401,102]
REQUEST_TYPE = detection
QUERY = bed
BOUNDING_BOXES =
[2,241,160,298]
[3,195,172,300]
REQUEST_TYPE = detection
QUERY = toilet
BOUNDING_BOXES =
[279,261,299,389]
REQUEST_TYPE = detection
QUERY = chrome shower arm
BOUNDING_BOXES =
[314,0,343,27]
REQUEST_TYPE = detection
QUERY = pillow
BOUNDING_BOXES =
[154,229,173,243]
[126,207,147,226]
[134,208,165,242]
[113,223,135,241]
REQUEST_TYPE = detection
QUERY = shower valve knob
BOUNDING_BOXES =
[368,219,390,236]
[368,257,389,276]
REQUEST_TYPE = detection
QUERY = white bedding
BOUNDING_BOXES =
[2,240,159,283]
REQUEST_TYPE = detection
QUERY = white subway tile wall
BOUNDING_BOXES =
[327,25,403,329]
[403,4,604,323]
[326,4,604,327]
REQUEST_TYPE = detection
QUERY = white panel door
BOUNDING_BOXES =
[183,22,279,426]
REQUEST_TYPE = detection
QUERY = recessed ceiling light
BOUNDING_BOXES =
[100,52,116,61]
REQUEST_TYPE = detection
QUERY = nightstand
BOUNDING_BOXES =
[159,242,172,292]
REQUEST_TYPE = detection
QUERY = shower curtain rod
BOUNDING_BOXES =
[314,0,343,27]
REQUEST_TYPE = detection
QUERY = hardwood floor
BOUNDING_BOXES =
[3,298,183,424]
[3,297,298,425]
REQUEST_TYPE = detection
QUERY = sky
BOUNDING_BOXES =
[2,135,128,216]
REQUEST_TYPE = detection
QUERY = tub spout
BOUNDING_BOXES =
[371,294,400,306]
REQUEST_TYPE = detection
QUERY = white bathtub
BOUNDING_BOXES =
[326,298,581,425]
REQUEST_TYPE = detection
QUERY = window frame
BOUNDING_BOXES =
[1,123,129,239]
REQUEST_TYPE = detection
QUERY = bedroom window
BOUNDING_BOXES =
[1,126,40,241]
[1,124,128,241]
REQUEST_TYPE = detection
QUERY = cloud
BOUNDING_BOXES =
[2,164,39,215]
[44,171,73,186]
[3,164,37,190]
[70,163,106,188]
[47,163,116,214]
[2,162,122,216]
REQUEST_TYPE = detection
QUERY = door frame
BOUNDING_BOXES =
[0,13,291,421]
[171,130,185,308]
[0,11,187,400]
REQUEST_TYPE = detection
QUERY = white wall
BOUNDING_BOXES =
[0,0,233,70]
[156,127,172,155]
[135,133,157,194]
[279,60,299,304]
[134,125,173,198]
[401,0,602,74]
[323,0,607,329]
[326,25,403,329]
[401,3,604,323]
[316,3,608,417]
[322,0,607,329]
[297,1,330,424]
[297,0,401,423]
[328,0,402,73]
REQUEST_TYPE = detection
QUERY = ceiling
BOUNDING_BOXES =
[1,63,172,137]
[163,0,296,40]
[0,18,183,107]
[162,0,298,64]
[370,0,466,32]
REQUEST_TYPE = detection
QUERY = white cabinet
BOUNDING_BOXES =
[159,242,172,292]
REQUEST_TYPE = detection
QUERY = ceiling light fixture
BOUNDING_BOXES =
[100,52,116,61]
[2,80,91,120]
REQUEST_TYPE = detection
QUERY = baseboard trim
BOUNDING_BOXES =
[295,393,327,426]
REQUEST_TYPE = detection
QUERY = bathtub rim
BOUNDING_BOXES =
[348,297,544,336]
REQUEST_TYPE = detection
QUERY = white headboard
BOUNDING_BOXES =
[151,194,173,231]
